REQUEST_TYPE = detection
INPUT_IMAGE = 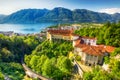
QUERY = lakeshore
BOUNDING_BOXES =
[0,23,56,34]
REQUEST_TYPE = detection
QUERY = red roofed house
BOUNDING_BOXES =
[47,29,79,41]
[73,37,115,66]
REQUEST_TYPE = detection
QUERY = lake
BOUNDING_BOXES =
[0,23,56,34]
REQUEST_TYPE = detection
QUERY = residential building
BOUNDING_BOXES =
[81,36,97,46]
[47,29,79,41]
[74,38,115,66]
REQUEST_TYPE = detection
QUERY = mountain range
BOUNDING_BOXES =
[0,7,120,24]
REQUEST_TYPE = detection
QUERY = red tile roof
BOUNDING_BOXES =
[72,33,80,36]
[105,46,115,53]
[75,44,102,56]
[75,43,115,56]
[48,29,73,36]
[96,45,115,53]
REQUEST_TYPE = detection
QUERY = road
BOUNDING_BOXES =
[21,58,52,80]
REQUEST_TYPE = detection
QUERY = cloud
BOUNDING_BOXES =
[99,8,120,14]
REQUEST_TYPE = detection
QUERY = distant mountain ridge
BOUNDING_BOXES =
[0,14,6,21]
[0,7,120,23]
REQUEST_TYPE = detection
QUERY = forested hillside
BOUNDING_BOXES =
[1,7,120,23]
[75,21,120,47]
[74,22,120,80]
[25,40,73,80]
[0,35,41,79]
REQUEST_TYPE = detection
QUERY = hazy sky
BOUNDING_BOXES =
[0,0,120,15]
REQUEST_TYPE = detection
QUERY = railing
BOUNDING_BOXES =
[74,59,84,78]
[21,57,52,80]
[22,63,53,80]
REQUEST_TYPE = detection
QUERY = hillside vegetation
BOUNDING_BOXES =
[75,21,120,47]
[74,22,120,80]
[25,41,73,80]
[0,7,120,23]
[0,35,41,79]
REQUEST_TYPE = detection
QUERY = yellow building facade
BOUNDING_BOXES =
[47,29,77,41]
